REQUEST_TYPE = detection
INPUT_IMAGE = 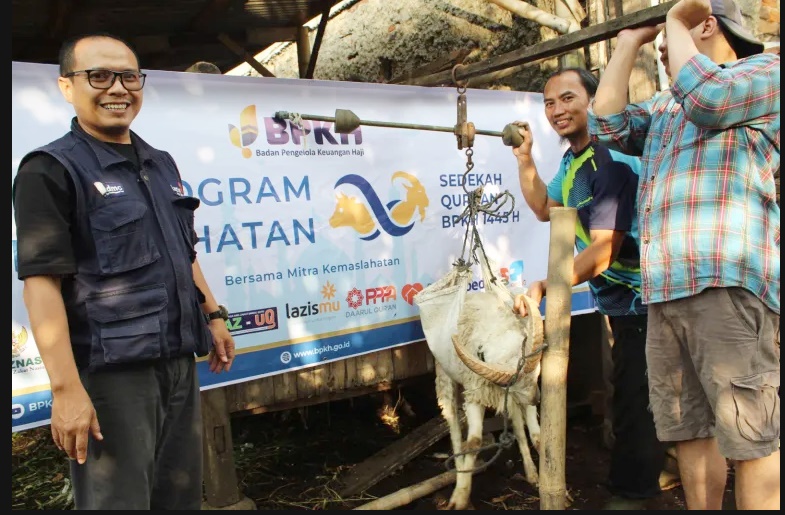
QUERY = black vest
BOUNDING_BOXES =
[22,118,212,370]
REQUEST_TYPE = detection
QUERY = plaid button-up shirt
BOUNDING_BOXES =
[588,53,780,314]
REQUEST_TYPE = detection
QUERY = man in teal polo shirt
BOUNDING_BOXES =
[510,67,665,509]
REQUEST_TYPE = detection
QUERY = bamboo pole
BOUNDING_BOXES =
[539,206,577,510]
[352,456,489,510]
[352,470,458,510]
[486,0,572,34]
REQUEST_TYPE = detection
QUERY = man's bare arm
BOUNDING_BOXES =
[512,122,563,222]
[593,26,663,116]
[664,0,710,77]
[22,276,102,464]
[572,229,626,285]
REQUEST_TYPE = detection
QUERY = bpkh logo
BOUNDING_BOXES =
[329,172,429,241]
[228,105,362,159]
[228,105,259,159]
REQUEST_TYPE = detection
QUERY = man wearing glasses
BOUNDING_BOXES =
[13,33,235,509]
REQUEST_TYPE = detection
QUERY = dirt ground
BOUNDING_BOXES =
[13,373,741,510]
[229,375,739,511]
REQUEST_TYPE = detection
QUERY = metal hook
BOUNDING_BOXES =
[451,63,468,92]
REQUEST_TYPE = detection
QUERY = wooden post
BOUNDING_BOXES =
[296,22,311,79]
[304,0,333,79]
[539,206,577,510]
[201,387,242,507]
[555,1,585,69]
[598,313,616,450]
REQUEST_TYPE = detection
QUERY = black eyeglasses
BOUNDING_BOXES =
[62,69,147,91]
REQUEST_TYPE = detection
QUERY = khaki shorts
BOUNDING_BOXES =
[646,287,780,461]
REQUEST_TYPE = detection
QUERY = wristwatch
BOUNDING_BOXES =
[207,304,229,321]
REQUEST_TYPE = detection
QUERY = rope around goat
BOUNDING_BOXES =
[442,154,546,475]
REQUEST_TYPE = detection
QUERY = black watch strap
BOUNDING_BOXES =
[206,304,229,321]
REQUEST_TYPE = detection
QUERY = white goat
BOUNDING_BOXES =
[427,289,543,509]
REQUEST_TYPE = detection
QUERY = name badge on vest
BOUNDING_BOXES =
[93,181,126,198]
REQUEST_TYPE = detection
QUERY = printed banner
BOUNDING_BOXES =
[11,61,595,431]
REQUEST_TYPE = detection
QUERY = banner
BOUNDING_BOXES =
[11,61,595,431]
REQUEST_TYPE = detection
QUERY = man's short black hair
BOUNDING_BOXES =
[544,67,599,97]
[714,17,759,59]
[59,33,141,76]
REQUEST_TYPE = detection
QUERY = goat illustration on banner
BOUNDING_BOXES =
[329,172,429,241]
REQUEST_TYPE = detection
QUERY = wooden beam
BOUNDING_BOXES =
[337,414,465,497]
[390,48,473,84]
[16,0,72,62]
[236,381,399,416]
[452,54,552,88]
[246,26,297,45]
[408,0,677,87]
[189,0,235,31]
[304,0,333,79]
[217,33,276,77]
[15,27,294,62]
[134,35,171,55]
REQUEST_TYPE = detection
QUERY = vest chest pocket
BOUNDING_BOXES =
[86,284,168,365]
[89,200,161,274]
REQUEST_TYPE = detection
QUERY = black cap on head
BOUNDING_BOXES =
[710,0,764,58]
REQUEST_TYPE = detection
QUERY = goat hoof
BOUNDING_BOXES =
[530,435,541,453]
[444,493,472,510]
[442,501,474,510]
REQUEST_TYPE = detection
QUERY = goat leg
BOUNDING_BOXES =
[511,406,539,487]
[524,404,541,453]
[436,365,465,470]
[447,402,485,510]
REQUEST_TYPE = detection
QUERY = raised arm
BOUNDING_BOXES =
[592,26,663,117]
[588,26,663,155]
[666,1,780,130]
[511,122,562,222]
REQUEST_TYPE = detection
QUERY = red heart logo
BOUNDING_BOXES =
[401,283,424,305]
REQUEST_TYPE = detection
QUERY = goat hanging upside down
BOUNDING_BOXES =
[435,291,543,510]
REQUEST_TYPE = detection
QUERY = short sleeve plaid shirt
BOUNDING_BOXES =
[588,53,780,314]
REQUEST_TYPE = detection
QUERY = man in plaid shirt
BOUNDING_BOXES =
[588,0,779,510]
